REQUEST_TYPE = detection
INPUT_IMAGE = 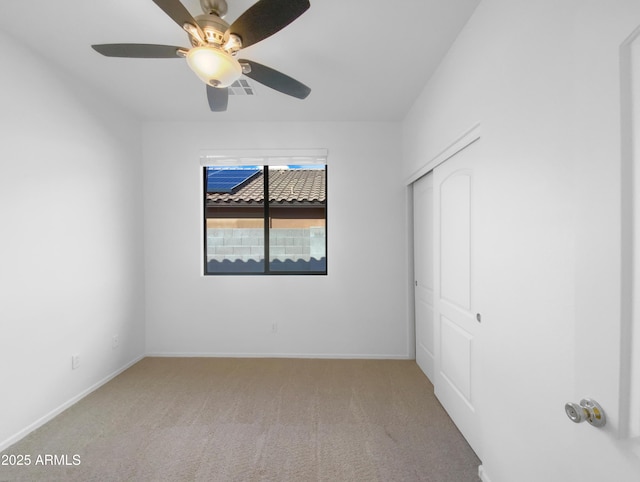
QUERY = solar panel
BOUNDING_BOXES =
[207,168,260,193]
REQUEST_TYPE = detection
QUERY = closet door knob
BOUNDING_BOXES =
[565,399,606,427]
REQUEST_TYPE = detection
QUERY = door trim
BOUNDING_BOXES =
[406,123,482,186]
[620,24,640,439]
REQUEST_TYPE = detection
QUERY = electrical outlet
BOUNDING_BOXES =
[112,334,119,349]
[271,323,278,334]
[71,354,80,370]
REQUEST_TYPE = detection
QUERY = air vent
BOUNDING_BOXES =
[228,79,256,96]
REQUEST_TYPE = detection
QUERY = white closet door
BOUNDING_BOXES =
[433,141,482,457]
[414,172,435,382]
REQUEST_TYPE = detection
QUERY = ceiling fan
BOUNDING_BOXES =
[92,0,311,112]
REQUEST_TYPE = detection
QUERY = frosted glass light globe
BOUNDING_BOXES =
[186,46,242,88]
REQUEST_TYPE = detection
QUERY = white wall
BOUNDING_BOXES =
[402,0,640,481]
[143,121,410,358]
[0,31,146,450]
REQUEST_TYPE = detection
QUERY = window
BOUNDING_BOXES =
[204,165,327,275]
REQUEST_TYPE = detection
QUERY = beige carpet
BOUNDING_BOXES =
[0,358,480,481]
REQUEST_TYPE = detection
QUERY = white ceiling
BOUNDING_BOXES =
[0,0,480,122]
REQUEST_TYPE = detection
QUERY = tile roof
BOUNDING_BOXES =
[206,169,326,205]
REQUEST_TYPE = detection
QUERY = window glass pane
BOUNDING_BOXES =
[268,165,327,273]
[205,166,265,274]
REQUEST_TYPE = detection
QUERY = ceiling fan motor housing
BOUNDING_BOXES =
[193,14,230,47]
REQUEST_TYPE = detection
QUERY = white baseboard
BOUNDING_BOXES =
[0,355,144,453]
[145,352,412,360]
[479,465,493,482]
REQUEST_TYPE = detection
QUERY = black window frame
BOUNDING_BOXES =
[203,164,328,276]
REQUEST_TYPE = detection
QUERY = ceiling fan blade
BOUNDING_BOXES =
[228,0,310,49]
[239,60,310,99]
[207,85,229,112]
[92,44,185,58]
[152,0,205,41]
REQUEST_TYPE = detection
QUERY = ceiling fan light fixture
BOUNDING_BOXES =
[186,46,242,88]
